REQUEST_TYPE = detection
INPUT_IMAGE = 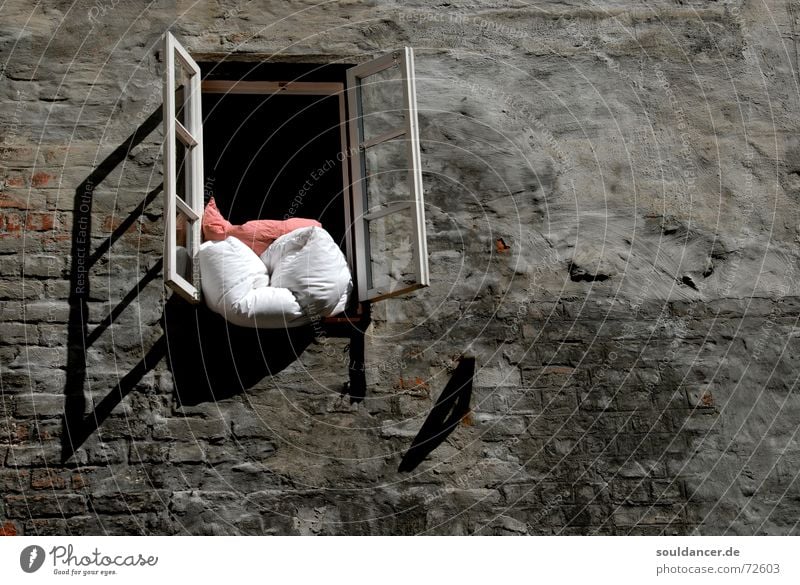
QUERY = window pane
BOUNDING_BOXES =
[359,63,404,142]
[367,210,416,294]
[364,137,411,209]
[175,133,188,204]
[174,209,196,283]
[174,58,191,131]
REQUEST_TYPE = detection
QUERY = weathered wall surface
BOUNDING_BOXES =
[1,0,799,535]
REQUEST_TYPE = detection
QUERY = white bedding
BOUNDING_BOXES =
[261,226,351,319]
[198,227,351,328]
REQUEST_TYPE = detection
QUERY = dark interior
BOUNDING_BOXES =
[201,92,348,248]
[199,63,353,251]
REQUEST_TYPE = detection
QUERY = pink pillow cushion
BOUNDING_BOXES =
[201,197,321,256]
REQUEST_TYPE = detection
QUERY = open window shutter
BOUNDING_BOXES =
[162,32,204,303]
[346,47,429,303]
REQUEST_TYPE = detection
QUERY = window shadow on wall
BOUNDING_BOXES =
[63,108,166,463]
[163,298,314,406]
[398,357,475,472]
[61,106,365,462]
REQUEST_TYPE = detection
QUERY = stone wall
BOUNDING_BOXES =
[1,0,799,535]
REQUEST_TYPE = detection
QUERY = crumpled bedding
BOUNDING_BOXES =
[199,227,351,328]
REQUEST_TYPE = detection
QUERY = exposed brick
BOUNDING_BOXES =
[167,443,206,464]
[64,514,160,535]
[0,279,44,300]
[3,189,44,216]
[22,300,70,322]
[539,388,578,414]
[22,255,64,278]
[37,323,66,346]
[153,417,228,442]
[609,479,651,504]
[95,418,149,441]
[472,412,527,439]
[0,468,29,492]
[613,505,685,527]
[10,347,65,369]
[0,300,23,320]
[494,387,541,414]
[0,146,38,166]
[1,368,67,393]
[206,445,240,465]
[89,492,165,514]
[70,473,87,490]
[23,517,69,535]
[475,363,521,387]
[25,212,57,232]
[44,279,71,298]
[6,444,69,467]
[30,469,67,490]
[0,521,18,536]
[651,480,684,503]
[0,235,44,255]
[14,393,64,417]
[31,172,53,188]
[561,504,610,527]
[0,344,20,362]
[522,366,582,388]
[128,442,170,464]
[0,256,21,275]
[82,439,127,466]
[0,321,37,344]
[0,211,23,231]
[577,386,615,411]
[5,494,86,518]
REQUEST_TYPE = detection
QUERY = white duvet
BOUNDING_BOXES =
[198,227,351,328]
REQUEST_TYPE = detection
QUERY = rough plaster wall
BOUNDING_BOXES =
[1,0,799,535]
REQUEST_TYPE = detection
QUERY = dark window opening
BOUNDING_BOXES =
[199,63,353,252]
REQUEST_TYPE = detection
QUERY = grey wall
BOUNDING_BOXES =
[1,0,799,535]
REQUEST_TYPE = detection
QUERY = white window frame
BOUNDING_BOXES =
[162,32,204,303]
[162,36,428,308]
[346,47,429,302]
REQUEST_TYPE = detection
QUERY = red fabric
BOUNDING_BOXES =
[202,198,321,256]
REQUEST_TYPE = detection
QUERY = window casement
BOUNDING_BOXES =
[162,32,205,303]
[346,48,429,302]
[161,32,429,311]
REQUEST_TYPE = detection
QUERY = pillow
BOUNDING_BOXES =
[202,197,322,256]
[199,236,306,328]
[261,226,352,319]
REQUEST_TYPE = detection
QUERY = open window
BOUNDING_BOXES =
[161,33,429,312]
[346,48,429,302]
[162,32,204,303]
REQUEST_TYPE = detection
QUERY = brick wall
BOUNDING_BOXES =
[1,0,799,535]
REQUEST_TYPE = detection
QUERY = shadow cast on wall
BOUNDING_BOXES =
[61,108,321,462]
[163,298,314,406]
[399,357,475,472]
[63,109,166,464]
[62,107,371,462]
